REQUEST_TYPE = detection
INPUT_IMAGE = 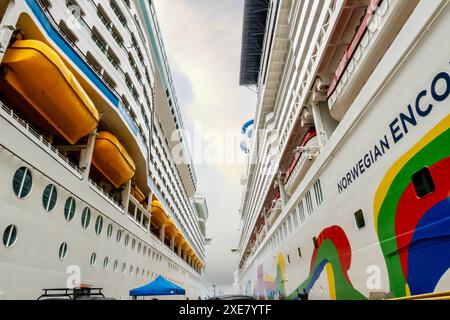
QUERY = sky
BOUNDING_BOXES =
[153,1,256,295]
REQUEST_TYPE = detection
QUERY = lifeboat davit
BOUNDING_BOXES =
[0,40,99,144]
[92,131,136,188]
[151,200,169,227]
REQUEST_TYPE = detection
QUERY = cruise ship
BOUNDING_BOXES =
[236,0,449,300]
[0,0,208,299]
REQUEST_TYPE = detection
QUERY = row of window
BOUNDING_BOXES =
[9,167,176,264]
[2,223,185,285]
[150,125,204,254]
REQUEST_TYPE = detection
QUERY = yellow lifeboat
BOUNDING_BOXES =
[175,233,185,246]
[151,199,169,227]
[0,40,99,144]
[132,186,146,203]
[164,219,178,239]
[92,131,136,188]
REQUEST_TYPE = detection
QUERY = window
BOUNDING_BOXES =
[313,237,318,249]
[107,224,113,239]
[122,262,127,274]
[64,197,76,222]
[138,242,141,253]
[42,184,57,212]
[412,167,435,198]
[81,208,91,229]
[129,265,134,275]
[306,191,313,214]
[125,234,129,247]
[90,252,97,267]
[13,167,32,199]
[287,215,293,233]
[354,209,366,230]
[103,257,109,270]
[3,224,18,248]
[113,260,118,272]
[298,201,305,222]
[116,229,122,243]
[59,242,68,260]
[95,216,103,236]
[293,209,299,228]
[297,247,302,258]
[131,239,136,250]
[143,246,147,256]
[314,179,323,205]
[287,255,291,264]
[136,267,140,277]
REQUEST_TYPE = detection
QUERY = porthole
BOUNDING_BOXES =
[59,242,68,260]
[103,257,109,270]
[3,224,18,248]
[113,260,118,272]
[354,209,366,230]
[107,224,113,239]
[142,269,145,278]
[125,234,129,247]
[136,267,140,277]
[90,252,97,267]
[95,215,103,236]
[131,239,136,250]
[116,229,122,243]
[64,197,76,222]
[143,246,147,256]
[147,271,150,278]
[138,242,141,253]
[81,207,91,229]
[122,262,127,274]
[412,167,435,198]
[42,184,57,212]
[12,167,32,199]
[129,265,133,275]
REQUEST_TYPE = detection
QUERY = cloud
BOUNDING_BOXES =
[153,1,256,288]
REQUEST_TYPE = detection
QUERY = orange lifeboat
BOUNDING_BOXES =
[0,39,99,144]
[175,233,185,246]
[151,199,169,227]
[92,131,136,188]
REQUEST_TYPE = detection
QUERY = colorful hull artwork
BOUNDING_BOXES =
[254,116,450,300]
[374,115,450,297]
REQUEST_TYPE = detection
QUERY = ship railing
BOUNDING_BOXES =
[0,101,84,176]
[88,178,124,212]
[128,194,151,231]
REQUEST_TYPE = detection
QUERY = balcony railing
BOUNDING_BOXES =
[0,101,84,177]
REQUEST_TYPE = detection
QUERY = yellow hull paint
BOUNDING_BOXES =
[1,40,99,144]
[92,131,136,188]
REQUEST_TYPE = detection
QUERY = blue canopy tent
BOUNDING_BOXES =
[129,276,185,297]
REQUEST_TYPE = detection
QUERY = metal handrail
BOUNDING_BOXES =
[0,101,84,175]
